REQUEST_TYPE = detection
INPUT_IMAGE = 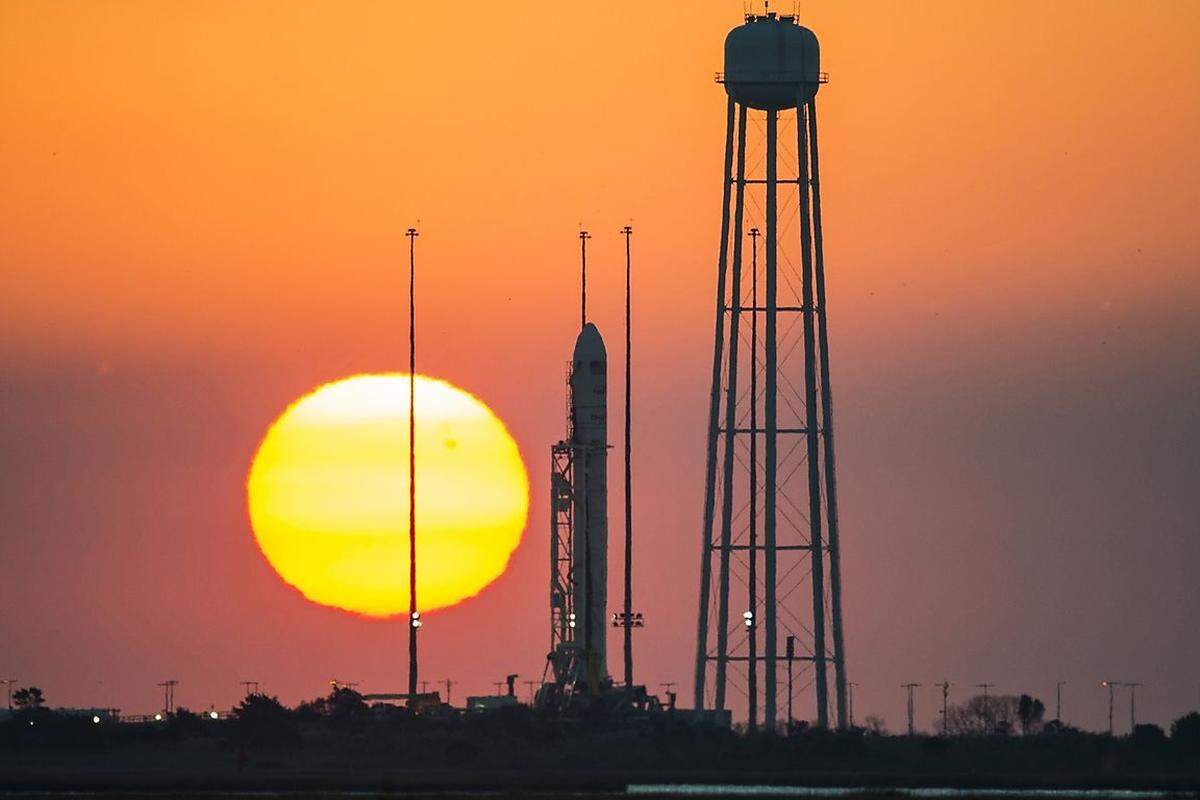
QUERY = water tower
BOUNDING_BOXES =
[693,11,848,730]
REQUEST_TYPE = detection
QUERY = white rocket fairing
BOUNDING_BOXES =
[570,322,608,680]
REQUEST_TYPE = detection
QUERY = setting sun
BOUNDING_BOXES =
[246,374,529,618]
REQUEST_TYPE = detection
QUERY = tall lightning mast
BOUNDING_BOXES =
[621,225,635,690]
[405,226,420,699]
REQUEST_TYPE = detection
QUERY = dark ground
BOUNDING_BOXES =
[2,707,1199,793]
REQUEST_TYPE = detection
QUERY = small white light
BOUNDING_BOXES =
[568,620,576,628]
[154,713,163,721]
[744,619,753,627]
[29,721,35,727]
[743,611,754,619]
[93,715,101,724]
[411,611,420,619]
[568,613,576,620]
[209,711,219,720]
[411,619,422,628]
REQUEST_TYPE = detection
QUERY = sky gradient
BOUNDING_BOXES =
[2,0,1198,731]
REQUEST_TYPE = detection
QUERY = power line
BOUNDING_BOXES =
[157,680,178,715]
[936,680,952,734]
[1123,681,1142,734]
[902,683,921,735]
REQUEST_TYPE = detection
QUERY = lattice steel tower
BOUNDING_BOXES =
[693,11,848,730]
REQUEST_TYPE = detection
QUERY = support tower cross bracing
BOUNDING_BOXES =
[693,11,848,731]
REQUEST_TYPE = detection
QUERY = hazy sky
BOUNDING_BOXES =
[2,0,1198,732]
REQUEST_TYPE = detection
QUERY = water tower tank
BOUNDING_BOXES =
[723,14,821,111]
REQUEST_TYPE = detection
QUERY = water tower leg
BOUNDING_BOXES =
[796,99,829,729]
[807,98,849,731]
[763,107,779,732]
[714,103,748,713]
[694,97,738,713]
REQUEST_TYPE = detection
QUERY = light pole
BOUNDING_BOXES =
[1101,681,1117,736]
[2,679,15,710]
[1056,680,1066,721]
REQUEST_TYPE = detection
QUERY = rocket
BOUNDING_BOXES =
[570,322,608,680]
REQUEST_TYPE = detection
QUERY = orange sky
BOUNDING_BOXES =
[2,1,1198,730]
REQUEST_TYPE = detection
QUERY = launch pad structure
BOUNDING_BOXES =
[533,13,849,730]
[537,233,656,716]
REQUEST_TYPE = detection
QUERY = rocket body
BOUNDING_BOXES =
[570,323,608,680]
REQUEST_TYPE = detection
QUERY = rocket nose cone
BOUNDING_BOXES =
[573,323,607,362]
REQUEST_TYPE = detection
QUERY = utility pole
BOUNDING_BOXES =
[1056,680,1066,721]
[1128,682,1142,730]
[902,683,921,736]
[1102,681,1117,736]
[405,225,420,700]
[523,680,538,703]
[157,680,178,715]
[420,680,429,694]
[239,681,259,696]
[976,683,994,733]
[2,679,15,710]
[936,680,952,734]
[848,682,858,728]
[661,682,678,711]
[621,223,635,692]
[441,679,453,705]
[493,681,504,696]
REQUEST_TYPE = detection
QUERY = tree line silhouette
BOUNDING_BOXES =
[2,684,1198,789]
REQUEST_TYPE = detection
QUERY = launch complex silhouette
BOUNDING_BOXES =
[489,10,848,729]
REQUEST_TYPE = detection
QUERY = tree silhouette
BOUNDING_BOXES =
[943,694,1022,736]
[231,692,296,745]
[12,686,44,710]
[1018,694,1046,735]
[1171,712,1200,750]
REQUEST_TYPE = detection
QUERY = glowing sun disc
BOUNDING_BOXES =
[247,374,529,618]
